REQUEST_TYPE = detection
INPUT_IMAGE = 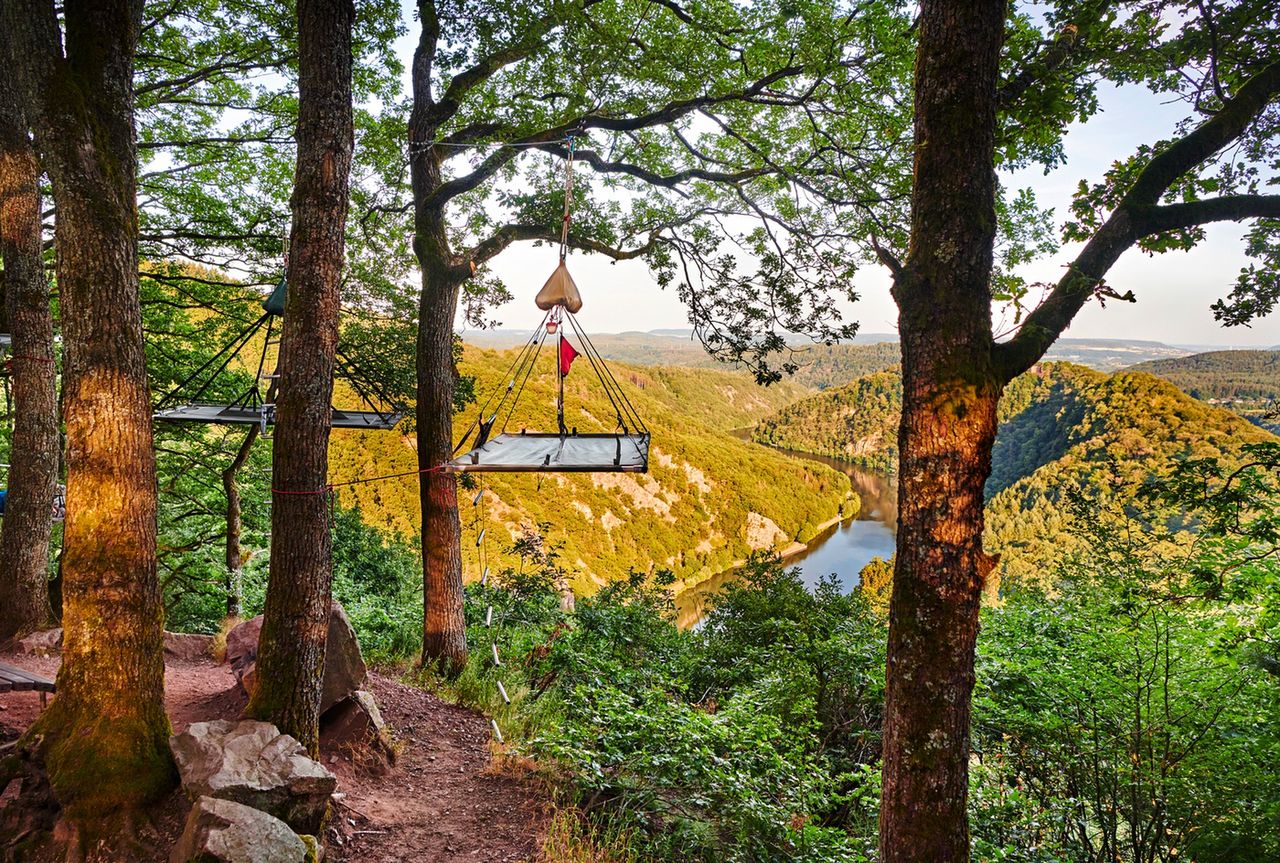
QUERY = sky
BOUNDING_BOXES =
[394,16,1279,349]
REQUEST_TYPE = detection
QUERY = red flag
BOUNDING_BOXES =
[559,338,579,377]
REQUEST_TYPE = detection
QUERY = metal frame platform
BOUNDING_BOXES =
[154,403,403,431]
[446,431,649,473]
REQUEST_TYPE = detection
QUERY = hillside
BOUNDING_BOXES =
[751,362,1279,583]
[752,369,901,471]
[327,348,854,592]
[1127,350,1279,433]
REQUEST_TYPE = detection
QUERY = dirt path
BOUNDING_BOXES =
[0,649,546,861]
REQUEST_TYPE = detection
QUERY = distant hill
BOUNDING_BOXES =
[1127,350,1279,434]
[462,330,900,391]
[1126,350,1279,400]
[751,362,1279,583]
[465,328,1199,382]
[327,350,852,592]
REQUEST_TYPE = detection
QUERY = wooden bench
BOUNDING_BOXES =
[0,661,55,707]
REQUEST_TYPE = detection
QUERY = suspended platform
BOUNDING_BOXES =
[153,402,403,431]
[152,275,406,433]
[446,431,649,473]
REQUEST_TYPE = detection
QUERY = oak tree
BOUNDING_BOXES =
[243,0,356,753]
[0,26,58,641]
[5,0,175,830]
[874,2,1280,859]
[403,0,911,671]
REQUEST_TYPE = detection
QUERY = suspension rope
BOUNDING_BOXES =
[496,326,550,437]
[452,311,552,451]
[564,311,647,434]
[559,137,576,263]
[156,312,273,409]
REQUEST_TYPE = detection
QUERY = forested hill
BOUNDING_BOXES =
[1127,349,1279,400]
[753,362,1279,582]
[328,348,853,592]
[1127,350,1279,433]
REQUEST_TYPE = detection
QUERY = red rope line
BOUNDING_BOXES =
[270,462,449,496]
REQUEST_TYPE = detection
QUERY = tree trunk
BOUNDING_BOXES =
[5,0,175,824]
[415,247,467,673]
[879,3,1007,862]
[0,29,57,642]
[245,0,354,754]
[408,42,469,672]
[221,426,259,619]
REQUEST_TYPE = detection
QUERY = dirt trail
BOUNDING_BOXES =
[0,649,545,862]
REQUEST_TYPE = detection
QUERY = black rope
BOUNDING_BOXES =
[155,312,272,409]
[453,313,551,452]
[497,326,549,436]
[249,315,276,404]
[581,323,647,433]
[572,318,647,433]
[565,312,647,434]
[336,346,403,419]
[563,315,629,432]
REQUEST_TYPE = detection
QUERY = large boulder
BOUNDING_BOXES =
[223,617,262,675]
[14,628,61,656]
[170,796,315,863]
[320,690,395,767]
[170,719,336,834]
[224,603,366,713]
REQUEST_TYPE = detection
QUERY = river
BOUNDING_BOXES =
[675,442,897,629]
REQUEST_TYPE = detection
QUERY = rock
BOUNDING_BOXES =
[224,617,262,675]
[224,603,366,713]
[170,719,336,834]
[320,690,394,767]
[170,796,311,863]
[319,604,367,713]
[239,663,259,700]
[165,631,214,662]
[14,628,61,656]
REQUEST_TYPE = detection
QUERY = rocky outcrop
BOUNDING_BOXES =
[225,603,367,713]
[170,796,315,863]
[223,616,262,674]
[170,720,336,834]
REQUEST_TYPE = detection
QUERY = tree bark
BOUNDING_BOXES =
[4,0,175,824]
[879,3,1007,862]
[409,20,469,673]
[0,26,57,642]
[415,240,468,673]
[221,426,259,619]
[245,0,354,754]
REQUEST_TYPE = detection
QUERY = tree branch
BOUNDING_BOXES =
[424,64,805,209]
[994,60,1280,382]
[1133,194,1280,235]
[467,222,661,269]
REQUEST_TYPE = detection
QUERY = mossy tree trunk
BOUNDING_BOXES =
[879,3,1006,861]
[0,26,57,642]
[4,0,175,825]
[245,0,355,754]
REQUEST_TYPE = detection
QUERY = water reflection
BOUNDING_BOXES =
[675,439,897,629]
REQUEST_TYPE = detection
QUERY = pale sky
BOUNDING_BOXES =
[395,16,1279,349]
